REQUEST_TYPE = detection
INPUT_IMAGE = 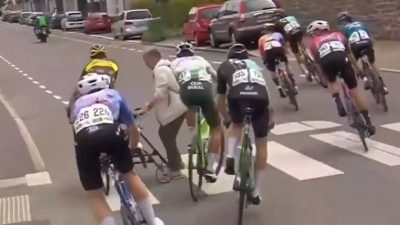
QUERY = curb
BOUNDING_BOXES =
[141,41,258,56]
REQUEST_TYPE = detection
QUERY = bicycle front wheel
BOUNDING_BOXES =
[283,76,299,111]
[188,141,203,202]
[215,131,225,175]
[238,191,247,225]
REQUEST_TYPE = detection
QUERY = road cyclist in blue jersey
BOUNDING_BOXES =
[337,11,388,94]
[71,74,164,225]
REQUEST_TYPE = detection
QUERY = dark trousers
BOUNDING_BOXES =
[158,113,186,171]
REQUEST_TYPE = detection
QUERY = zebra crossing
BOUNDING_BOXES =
[105,120,400,210]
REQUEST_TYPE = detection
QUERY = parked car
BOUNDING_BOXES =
[84,12,111,34]
[26,12,44,26]
[50,11,65,29]
[61,11,84,31]
[183,4,221,46]
[8,11,21,23]
[112,9,152,40]
[1,11,11,21]
[19,12,32,24]
[209,0,281,48]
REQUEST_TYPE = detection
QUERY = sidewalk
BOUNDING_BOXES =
[143,38,400,71]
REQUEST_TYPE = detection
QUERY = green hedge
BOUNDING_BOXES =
[131,0,224,29]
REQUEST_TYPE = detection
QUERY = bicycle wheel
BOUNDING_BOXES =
[116,181,142,225]
[238,191,247,225]
[215,131,225,175]
[101,168,110,195]
[188,133,204,202]
[282,75,299,111]
[237,134,251,225]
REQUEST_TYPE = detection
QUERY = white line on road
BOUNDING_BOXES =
[212,61,221,64]
[0,195,31,224]
[27,77,33,80]
[15,67,19,70]
[381,122,400,132]
[32,81,40,85]
[89,34,114,40]
[271,121,342,135]
[380,68,400,73]
[39,85,46,89]
[129,48,136,51]
[311,131,400,166]
[137,49,143,52]
[0,89,46,171]
[53,95,62,100]
[0,172,52,188]
[62,101,69,105]
[22,73,28,77]
[45,90,53,94]
[268,141,344,180]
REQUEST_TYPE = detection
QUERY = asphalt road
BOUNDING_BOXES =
[0,23,400,225]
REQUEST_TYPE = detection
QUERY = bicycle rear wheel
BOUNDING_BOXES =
[238,191,247,225]
[215,131,225,175]
[188,137,204,202]
[283,76,299,111]
[363,61,387,112]
[101,169,110,195]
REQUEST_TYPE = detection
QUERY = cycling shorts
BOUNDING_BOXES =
[180,80,220,129]
[228,93,269,138]
[74,124,133,191]
[319,51,357,89]
[263,47,288,72]
[287,31,304,55]
[351,40,375,63]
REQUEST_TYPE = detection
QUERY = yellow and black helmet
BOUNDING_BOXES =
[90,44,106,58]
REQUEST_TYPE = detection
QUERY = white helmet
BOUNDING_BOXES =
[176,42,194,55]
[78,73,111,95]
[306,20,330,35]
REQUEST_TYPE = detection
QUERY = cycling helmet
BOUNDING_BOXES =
[306,20,330,35]
[78,73,111,95]
[261,22,277,35]
[176,42,194,54]
[90,44,106,58]
[337,11,353,24]
[227,43,249,60]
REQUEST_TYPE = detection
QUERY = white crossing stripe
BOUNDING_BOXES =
[268,141,344,180]
[381,122,400,132]
[310,131,400,166]
[0,195,31,224]
[271,121,342,135]
[181,153,235,195]
[106,183,160,212]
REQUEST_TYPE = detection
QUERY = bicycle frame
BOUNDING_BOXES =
[238,114,255,191]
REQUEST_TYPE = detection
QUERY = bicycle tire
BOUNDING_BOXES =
[238,191,246,225]
[101,169,110,196]
[215,131,225,175]
[120,204,138,225]
[116,181,142,225]
[357,125,369,152]
[188,136,203,202]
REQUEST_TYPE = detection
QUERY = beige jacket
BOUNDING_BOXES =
[151,59,187,126]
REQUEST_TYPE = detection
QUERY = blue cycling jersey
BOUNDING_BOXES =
[72,89,135,126]
[341,21,372,44]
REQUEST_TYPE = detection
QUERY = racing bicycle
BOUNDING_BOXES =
[360,49,388,112]
[298,44,327,88]
[188,106,224,202]
[276,59,299,111]
[232,107,256,225]
[99,153,145,225]
[339,78,371,152]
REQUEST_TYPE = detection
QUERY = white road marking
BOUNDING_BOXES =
[45,90,53,94]
[22,73,28,77]
[39,85,46,89]
[0,89,46,171]
[380,68,400,73]
[381,122,400,132]
[129,48,136,51]
[53,95,62,100]
[300,120,342,130]
[311,131,400,166]
[180,153,235,195]
[212,61,221,64]
[90,34,114,40]
[268,141,343,180]
[18,70,23,73]
[62,101,69,105]
[271,122,315,135]
[0,195,31,224]
[15,67,19,70]
[27,77,33,81]
[32,81,40,85]
[137,49,143,52]
[106,185,160,211]
[0,177,26,188]
[25,172,52,186]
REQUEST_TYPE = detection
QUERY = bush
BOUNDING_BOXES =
[141,17,166,42]
[131,0,225,29]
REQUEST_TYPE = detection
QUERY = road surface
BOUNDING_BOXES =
[0,22,400,225]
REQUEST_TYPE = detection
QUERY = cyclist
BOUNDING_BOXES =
[258,23,297,98]
[217,43,271,205]
[337,11,388,94]
[170,42,222,181]
[307,20,375,135]
[67,44,119,119]
[276,14,312,81]
[33,14,50,36]
[71,74,164,225]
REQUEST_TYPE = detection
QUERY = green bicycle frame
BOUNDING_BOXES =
[196,110,210,170]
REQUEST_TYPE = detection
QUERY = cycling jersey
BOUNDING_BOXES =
[258,32,285,60]
[171,55,219,128]
[341,21,371,45]
[72,89,134,134]
[81,59,119,83]
[278,16,301,36]
[309,31,348,61]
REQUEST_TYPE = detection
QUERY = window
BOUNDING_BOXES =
[118,13,124,21]
[199,7,220,19]
[226,1,239,14]
[245,0,277,12]
[126,10,152,20]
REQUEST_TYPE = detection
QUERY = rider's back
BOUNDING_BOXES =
[171,55,208,75]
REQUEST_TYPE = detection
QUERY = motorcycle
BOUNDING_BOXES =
[36,26,49,43]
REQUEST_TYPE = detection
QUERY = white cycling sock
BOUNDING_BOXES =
[100,216,116,225]
[207,153,219,172]
[227,137,240,158]
[188,126,195,145]
[137,198,157,225]
[252,169,265,197]
[233,145,242,173]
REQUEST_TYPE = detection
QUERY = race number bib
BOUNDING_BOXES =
[73,104,113,133]
[177,68,211,84]
[282,16,300,33]
[232,68,266,86]
[349,30,370,44]
[263,40,282,51]
[318,41,345,58]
